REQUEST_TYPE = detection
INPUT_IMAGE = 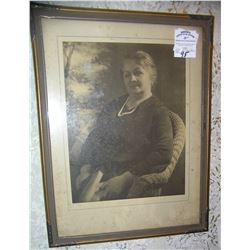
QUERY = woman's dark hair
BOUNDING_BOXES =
[122,50,157,86]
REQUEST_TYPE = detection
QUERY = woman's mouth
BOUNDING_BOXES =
[128,83,141,88]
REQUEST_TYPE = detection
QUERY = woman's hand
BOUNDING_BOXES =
[94,171,134,200]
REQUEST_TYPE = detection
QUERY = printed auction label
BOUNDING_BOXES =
[174,28,199,58]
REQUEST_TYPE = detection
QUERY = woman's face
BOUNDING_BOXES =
[122,59,153,98]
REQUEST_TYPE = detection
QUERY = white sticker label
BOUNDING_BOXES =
[173,28,199,58]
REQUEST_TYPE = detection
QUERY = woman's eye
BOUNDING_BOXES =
[123,72,130,78]
[134,70,143,76]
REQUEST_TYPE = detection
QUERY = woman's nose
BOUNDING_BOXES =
[131,74,137,81]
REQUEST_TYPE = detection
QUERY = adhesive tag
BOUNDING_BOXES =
[173,28,199,58]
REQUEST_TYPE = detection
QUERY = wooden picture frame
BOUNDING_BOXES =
[30,2,213,247]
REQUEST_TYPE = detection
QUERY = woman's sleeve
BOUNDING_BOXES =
[129,107,174,176]
[78,102,116,169]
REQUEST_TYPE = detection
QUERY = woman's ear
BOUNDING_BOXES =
[151,78,157,92]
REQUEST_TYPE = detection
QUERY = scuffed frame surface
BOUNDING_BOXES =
[30,1,221,249]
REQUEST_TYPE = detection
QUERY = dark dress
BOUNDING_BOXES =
[78,95,173,182]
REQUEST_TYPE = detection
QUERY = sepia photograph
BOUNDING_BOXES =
[64,42,186,203]
[31,3,213,246]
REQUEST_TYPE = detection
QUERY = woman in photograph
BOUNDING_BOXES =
[72,50,174,202]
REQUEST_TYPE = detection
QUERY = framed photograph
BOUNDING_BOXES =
[31,2,213,247]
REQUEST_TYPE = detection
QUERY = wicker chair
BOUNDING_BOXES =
[127,111,185,198]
